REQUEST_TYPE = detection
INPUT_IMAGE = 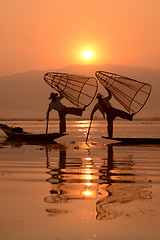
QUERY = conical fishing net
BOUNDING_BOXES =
[95,71,151,114]
[44,72,98,108]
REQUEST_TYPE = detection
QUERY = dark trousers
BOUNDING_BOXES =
[59,107,83,133]
[106,107,132,138]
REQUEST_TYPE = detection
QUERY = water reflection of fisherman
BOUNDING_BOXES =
[45,146,68,205]
[99,145,113,186]
[46,92,86,134]
[90,88,134,138]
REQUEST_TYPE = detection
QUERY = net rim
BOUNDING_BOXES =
[95,70,152,115]
[44,72,98,108]
[78,76,98,107]
[129,83,152,114]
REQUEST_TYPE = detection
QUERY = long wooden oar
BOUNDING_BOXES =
[46,116,49,134]
[85,118,93,143]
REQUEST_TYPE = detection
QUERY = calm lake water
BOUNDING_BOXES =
[0,120,160,240]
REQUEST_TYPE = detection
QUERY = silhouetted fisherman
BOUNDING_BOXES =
[46,92,85,134]
[90,89,134,138]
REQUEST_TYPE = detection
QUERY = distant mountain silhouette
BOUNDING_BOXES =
[0,64,159,119]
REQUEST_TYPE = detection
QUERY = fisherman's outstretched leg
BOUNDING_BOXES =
[66,107,83,116]
[112,107,134,121]
[58,107,84,133]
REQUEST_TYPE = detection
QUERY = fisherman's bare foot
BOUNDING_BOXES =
[130,113,135,121]
[82,105,86,111]
[60,131,66,134]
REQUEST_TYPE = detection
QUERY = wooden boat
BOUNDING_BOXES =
[102,136,160,145]
[0,124,66,142]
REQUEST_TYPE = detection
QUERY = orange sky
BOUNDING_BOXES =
[1,0,160,76]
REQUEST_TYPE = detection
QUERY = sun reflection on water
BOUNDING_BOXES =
[44,143,153,220]
[81,189,97,198]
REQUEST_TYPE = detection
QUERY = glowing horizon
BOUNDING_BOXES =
[1,0,160,76]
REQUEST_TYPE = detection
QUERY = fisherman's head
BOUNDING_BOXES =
[49,92,58,100]
[96,93,103,99]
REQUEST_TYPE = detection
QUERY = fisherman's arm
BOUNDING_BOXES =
[99,107,106,119]
[56,85,64,100]
[90,104,98,120]
[90,103,105,120]
[57,95,64,101]
[105,87,112,100]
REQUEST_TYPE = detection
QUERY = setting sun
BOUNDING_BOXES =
[75,45,96,64]
[72,43,104,65]
[82,50,93,60]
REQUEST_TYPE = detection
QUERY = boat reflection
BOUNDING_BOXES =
[44,144,151,219]
[0,137,152,220]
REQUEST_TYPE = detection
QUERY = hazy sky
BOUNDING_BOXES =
[1,0,160,76]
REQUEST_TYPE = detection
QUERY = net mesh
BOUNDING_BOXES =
[95,71,151,114]
[44,72,98,108]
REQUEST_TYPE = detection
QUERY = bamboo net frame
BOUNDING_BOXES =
[44,72,98,108]
[95,71,152,114]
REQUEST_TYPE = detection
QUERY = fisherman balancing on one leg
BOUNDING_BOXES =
[90,88,134,138]
[46,91,86,134]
